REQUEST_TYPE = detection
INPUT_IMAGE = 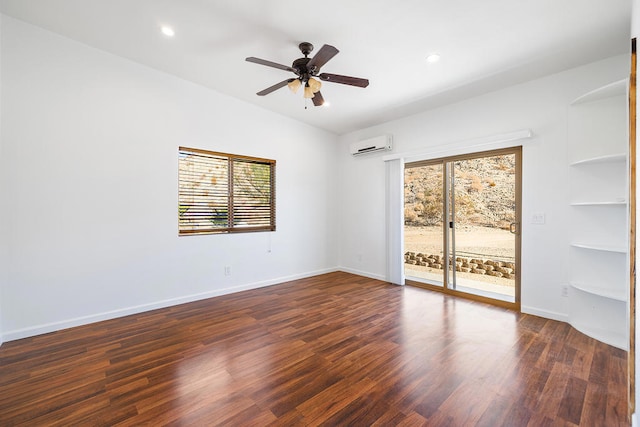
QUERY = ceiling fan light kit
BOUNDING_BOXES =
[246,42,369,107]
[303,83,314,99]
[287,78,301,93]
[308,77,321,92]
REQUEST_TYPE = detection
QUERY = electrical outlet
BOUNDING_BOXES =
[561,285,569,297]
[531,213,546,225]
[224,266,231,276]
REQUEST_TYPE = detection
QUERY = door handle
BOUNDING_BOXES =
[509,222,520,235]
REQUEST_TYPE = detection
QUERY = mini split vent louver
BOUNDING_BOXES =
[349,135,393,156]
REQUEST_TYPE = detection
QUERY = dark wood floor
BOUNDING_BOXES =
[0,272,629,426]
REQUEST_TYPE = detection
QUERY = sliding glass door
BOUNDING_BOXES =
[404,162,446,286]
[404,147,521,308]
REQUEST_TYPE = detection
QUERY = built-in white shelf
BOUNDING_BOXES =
[570,282,628,302]
[570,201,627,206]
[570,243,627,253]
[570,321,628,350]
[569,153,626,166]
[570,79,627,105]
[566,79,628,351]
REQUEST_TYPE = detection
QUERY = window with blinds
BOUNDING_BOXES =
[178,147,276,235]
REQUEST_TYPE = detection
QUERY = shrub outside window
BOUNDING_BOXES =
[178,147,275,235]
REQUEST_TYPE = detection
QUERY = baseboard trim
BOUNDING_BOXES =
[521,305,568,323]
[337,266,387,282]
[2,267,340,342]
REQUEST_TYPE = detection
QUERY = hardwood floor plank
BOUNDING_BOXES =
[23,392,111,427]
[588,346,611,386]
[318,392,392,426]
[391,411,429,427]
[264,408,306,426]
[295,377,376,424]
[481,393,536,427]
[257,364,343,418]
[517,366,552,415]
[429,378,494,425]
[532,362,571,421]
[557,377,588,424]
[410,373,464,419]
[0,272,629,426]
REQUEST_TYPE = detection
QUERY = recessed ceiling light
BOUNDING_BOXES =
[323,101,330,108]
[426,53,441,63]
[161,26,175,37]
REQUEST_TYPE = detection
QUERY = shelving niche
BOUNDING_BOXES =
[567,79,628,350]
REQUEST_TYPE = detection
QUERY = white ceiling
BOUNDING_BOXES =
[0,0,631,135]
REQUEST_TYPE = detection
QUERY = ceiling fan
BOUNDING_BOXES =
[245,42,369,107]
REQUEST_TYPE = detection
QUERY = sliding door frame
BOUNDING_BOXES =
[405,146,522,311]
[628,36,636,419]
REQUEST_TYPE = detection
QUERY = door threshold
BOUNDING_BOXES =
[405,277,519,310]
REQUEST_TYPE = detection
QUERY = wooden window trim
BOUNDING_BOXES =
[178,146,276,235]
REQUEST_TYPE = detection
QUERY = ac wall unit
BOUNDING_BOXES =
[349,135,393,156]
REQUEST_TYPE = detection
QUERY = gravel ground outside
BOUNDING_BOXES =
[405,225,517,297]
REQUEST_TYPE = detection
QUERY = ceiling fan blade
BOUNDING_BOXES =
[246,57,296,73]
[318,73,369,88]
[312,91,325,107]
[257,79,294,96]
[307,44,339,72]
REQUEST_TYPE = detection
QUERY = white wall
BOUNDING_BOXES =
[338,54,629,321]
[0,16,340,340]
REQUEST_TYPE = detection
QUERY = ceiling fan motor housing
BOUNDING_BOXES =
[292,42,318,82]
[292,57,313,81]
